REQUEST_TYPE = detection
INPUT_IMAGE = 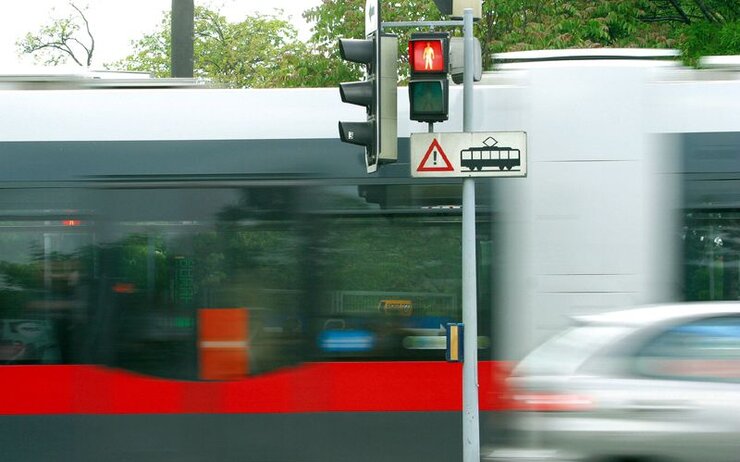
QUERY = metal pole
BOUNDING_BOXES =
[463,10,474,131]
[461,8,480,462]
[171,0,194,77]
[381,20,463,29]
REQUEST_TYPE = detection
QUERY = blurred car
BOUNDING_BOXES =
[484,303,740,462]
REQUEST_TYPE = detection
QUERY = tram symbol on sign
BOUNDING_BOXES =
[460,136,521,172]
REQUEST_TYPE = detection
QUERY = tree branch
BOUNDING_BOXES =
[641,15,693,22]
[70,37,92,57]
[70,2,95,65]
[29,42,85,66]
[693,0,721,22]
[18,2,95,67]
[665,0,692,24]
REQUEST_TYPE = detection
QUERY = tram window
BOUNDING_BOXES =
[97,187,306,380]
[0,184,495,370]
[0,190,93,365]
[311,182,494,361]
[311,215,459,360]
[683,211,740,301]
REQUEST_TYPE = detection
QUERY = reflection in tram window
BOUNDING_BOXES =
[0,210,91,365]
[312,202,493,361]
[0,184,495,376]
[98,187,306,380]
[684,211,740,301]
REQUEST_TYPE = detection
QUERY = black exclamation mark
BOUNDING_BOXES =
[433,149,438,165]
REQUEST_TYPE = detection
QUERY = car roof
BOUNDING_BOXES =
[573,302,740,327]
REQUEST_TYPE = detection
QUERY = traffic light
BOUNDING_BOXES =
[338,33,398,174]
[431,0,482,18]
[408,32,450,123]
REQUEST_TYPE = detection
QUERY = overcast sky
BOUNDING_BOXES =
[0,0,321,71]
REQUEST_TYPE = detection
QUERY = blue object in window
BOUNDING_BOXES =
[318,330,375,352]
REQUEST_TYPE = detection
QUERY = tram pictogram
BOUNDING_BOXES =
[460,137,521,172]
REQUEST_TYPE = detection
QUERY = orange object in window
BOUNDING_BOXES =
[198,308,249,381]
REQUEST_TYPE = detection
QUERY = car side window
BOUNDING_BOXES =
[634,316,740,382]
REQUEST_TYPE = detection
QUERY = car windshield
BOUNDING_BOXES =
[514,325,631,376]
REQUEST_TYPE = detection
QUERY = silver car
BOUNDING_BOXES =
[485,303,740,462]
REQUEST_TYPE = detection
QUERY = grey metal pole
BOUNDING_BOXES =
[463,10,474,131]
[461,8,480,462]
[171,0,194,78]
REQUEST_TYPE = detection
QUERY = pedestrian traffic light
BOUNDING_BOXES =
[408,32,450,123]
[338,33,398,174]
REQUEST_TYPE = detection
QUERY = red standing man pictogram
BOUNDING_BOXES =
[423,42,435,70]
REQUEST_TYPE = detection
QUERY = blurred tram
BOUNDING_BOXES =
[0,51,738,462]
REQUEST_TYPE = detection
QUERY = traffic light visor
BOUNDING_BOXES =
[409,39,446,73]
[338,38,374,65]
[339,80,374,107]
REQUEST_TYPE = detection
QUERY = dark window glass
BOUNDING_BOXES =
[0,182,495,374]
[683,211,740,301]
[0,189,93,365]
[95,187,306,380]
[308,184,494,361]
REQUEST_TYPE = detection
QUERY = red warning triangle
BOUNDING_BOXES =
[417,138,454,172]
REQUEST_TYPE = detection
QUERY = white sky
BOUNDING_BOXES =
[0,0,322,71]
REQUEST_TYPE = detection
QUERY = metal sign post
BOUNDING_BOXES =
[461,9,479,462]
[388,8,524,462]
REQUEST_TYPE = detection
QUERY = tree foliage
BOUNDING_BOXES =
[655,0,740,65]
[112,6,310,88]
[466,1,666,69]
[303,0,739,85]
[301,0,444,84]
[20,1,738,87]
[478,0,738,67]
[17,2,95,67]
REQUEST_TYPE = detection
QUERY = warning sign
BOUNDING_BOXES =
[417,138,454,172]
[410,132,527,178]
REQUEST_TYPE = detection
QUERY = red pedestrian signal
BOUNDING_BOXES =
[408,32,450,123]
[409,38,447,74]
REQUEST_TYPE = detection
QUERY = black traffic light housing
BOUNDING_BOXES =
[338,33,398,174]
[408,32,450,124]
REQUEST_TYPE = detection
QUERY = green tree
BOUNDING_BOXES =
[17,2,95,67]
[480,1,683,60]
[111,6,310,88]
[302,0,739,87]
[301,0,444,85]
[646,0,740,65]
[473,0,738,67]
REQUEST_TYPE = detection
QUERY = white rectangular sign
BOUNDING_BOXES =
[410,132,527,178]
[365,0,378,36]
